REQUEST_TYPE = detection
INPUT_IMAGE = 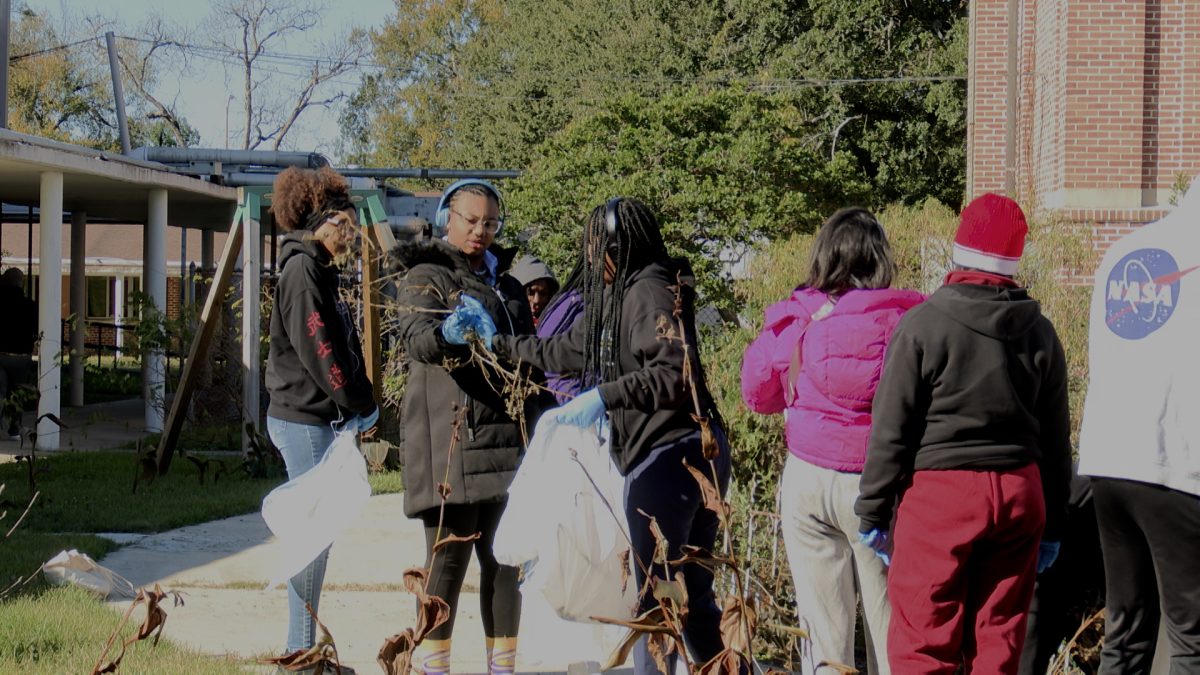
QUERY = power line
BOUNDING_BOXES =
[7,36,101,63]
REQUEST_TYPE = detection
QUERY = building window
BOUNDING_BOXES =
[87,276,115,319]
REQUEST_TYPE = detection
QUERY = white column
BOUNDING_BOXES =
[144,189,167,432]
[241,207,261,453]
[69,210,86,407]
[36,172,63,450]
[113,275,124,357]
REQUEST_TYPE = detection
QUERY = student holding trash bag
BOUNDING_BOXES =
[443,197,731,675]
[390,179,536,675]
[264,167,378,666]
[741,208,922,674]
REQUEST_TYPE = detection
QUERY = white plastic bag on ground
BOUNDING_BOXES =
[42,549,137,600]
[261,429,371,588]
[495,416,637,624]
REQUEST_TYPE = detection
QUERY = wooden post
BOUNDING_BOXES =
[357,193,394,403]
[156,206,244,474]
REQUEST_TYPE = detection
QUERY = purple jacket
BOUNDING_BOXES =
[741,287,924,472]
[536,290,585,404]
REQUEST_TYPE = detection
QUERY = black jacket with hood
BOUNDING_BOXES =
[266,232,376,426]
[493,259,723,475]
[390,239,537,518]
[855,282,1072,540]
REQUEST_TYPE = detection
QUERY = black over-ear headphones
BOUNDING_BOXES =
[604,197,622,253]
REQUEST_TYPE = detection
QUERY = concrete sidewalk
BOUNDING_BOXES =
[99,493,631,674]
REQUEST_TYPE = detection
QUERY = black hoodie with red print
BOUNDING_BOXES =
[266,232,375,426]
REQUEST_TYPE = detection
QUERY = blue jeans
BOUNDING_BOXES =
[267,416,337,652]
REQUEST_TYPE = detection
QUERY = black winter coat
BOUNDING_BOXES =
[493,259,722,474]
[390,239,537,517]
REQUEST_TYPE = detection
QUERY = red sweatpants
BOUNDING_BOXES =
[887,464,1044,674]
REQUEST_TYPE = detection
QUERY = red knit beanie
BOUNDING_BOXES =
[952,193,1028,275]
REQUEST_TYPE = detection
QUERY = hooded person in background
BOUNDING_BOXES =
[509,255,559,325]
[856,193,1072,674]
[265,166,378,672]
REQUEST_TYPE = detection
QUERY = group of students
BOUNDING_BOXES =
[262,164,1199,675]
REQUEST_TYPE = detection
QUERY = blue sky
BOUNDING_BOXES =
[20,0,396,160]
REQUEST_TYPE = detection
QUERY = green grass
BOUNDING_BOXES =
[0,533,119,594]
[0,586,257,674]
[0,452,283,534]
[368,469,403,495]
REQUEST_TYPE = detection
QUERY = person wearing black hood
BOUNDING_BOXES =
[265,166,377,670]
[443,197,731,675]
[389,179,535,675]
[855,194,1071,673]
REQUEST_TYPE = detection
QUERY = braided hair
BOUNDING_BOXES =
[578,197,669,387]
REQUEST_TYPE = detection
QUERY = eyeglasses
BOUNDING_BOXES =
[450,208,502,233]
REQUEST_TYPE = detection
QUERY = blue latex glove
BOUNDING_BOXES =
[859,528,891,567]
[358,407,380,432]
[440,295,496,349]
[1037,540,1060,574]
[554,388,606,429]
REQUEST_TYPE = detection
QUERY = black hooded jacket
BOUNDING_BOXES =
[266,232,376,425]
[390,239,537,518]
[492,259,722,475]
[855,282,1072,540]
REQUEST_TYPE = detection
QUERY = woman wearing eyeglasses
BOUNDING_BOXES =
[389,179,537,675]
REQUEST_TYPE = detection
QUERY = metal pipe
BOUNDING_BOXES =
[105,32,132,155]
[129,147,329,168]
[335,167,522,180]
[1,0,10,129]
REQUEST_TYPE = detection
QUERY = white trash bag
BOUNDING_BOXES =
[496,417,636,624]
[261,429,371,588]
[42,549,137,600]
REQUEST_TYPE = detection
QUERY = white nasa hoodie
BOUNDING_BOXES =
[1078,179,1200,497]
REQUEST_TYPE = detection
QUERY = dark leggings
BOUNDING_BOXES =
[625,429,732,674]
[419,501,521,640]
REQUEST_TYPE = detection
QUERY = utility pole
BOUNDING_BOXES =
[1,0,11,129]
[105,31,131,154]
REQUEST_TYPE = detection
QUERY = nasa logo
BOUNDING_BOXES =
[1105,248,1198,339]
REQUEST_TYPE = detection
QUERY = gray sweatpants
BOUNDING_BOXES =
[780,453,891,674]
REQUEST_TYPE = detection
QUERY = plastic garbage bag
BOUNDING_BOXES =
[42,549,137,600]
[495,416,636,623]
[260,429,371,588]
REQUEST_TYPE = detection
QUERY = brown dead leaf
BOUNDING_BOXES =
[635,509,669,566]
[377,629,416,675]
[697,648,752,675]
[719,594,758,654]
[683,459,729,522]
[436,482,452,499]
[647,633,675,674]
[413,595,451,643]
[693,415,720,461]
[619,548,631,593]
[402,567,430,598]
[597,607,679,671]
[669,545,735,574]
[765,621,810,639]
[432,531,481,555]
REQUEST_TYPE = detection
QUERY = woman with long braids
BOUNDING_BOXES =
[444,197,731,674]
[265,166,378,671]
[390,179,536,675]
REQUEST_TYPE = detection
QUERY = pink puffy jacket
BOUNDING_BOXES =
[741,287,924,472]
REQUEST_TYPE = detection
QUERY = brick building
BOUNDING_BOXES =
[968,0,1199,258]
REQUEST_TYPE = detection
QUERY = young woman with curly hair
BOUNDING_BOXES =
[265,166,377,670]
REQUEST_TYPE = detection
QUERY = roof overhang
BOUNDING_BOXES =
[0,130,238,231]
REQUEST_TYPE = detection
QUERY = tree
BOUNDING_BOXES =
[506,87,871,308]
[205,0,367,150]
[347,0,967,205]
[5,7,119,148]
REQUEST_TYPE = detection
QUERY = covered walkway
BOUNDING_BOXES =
[0,129,238,449]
